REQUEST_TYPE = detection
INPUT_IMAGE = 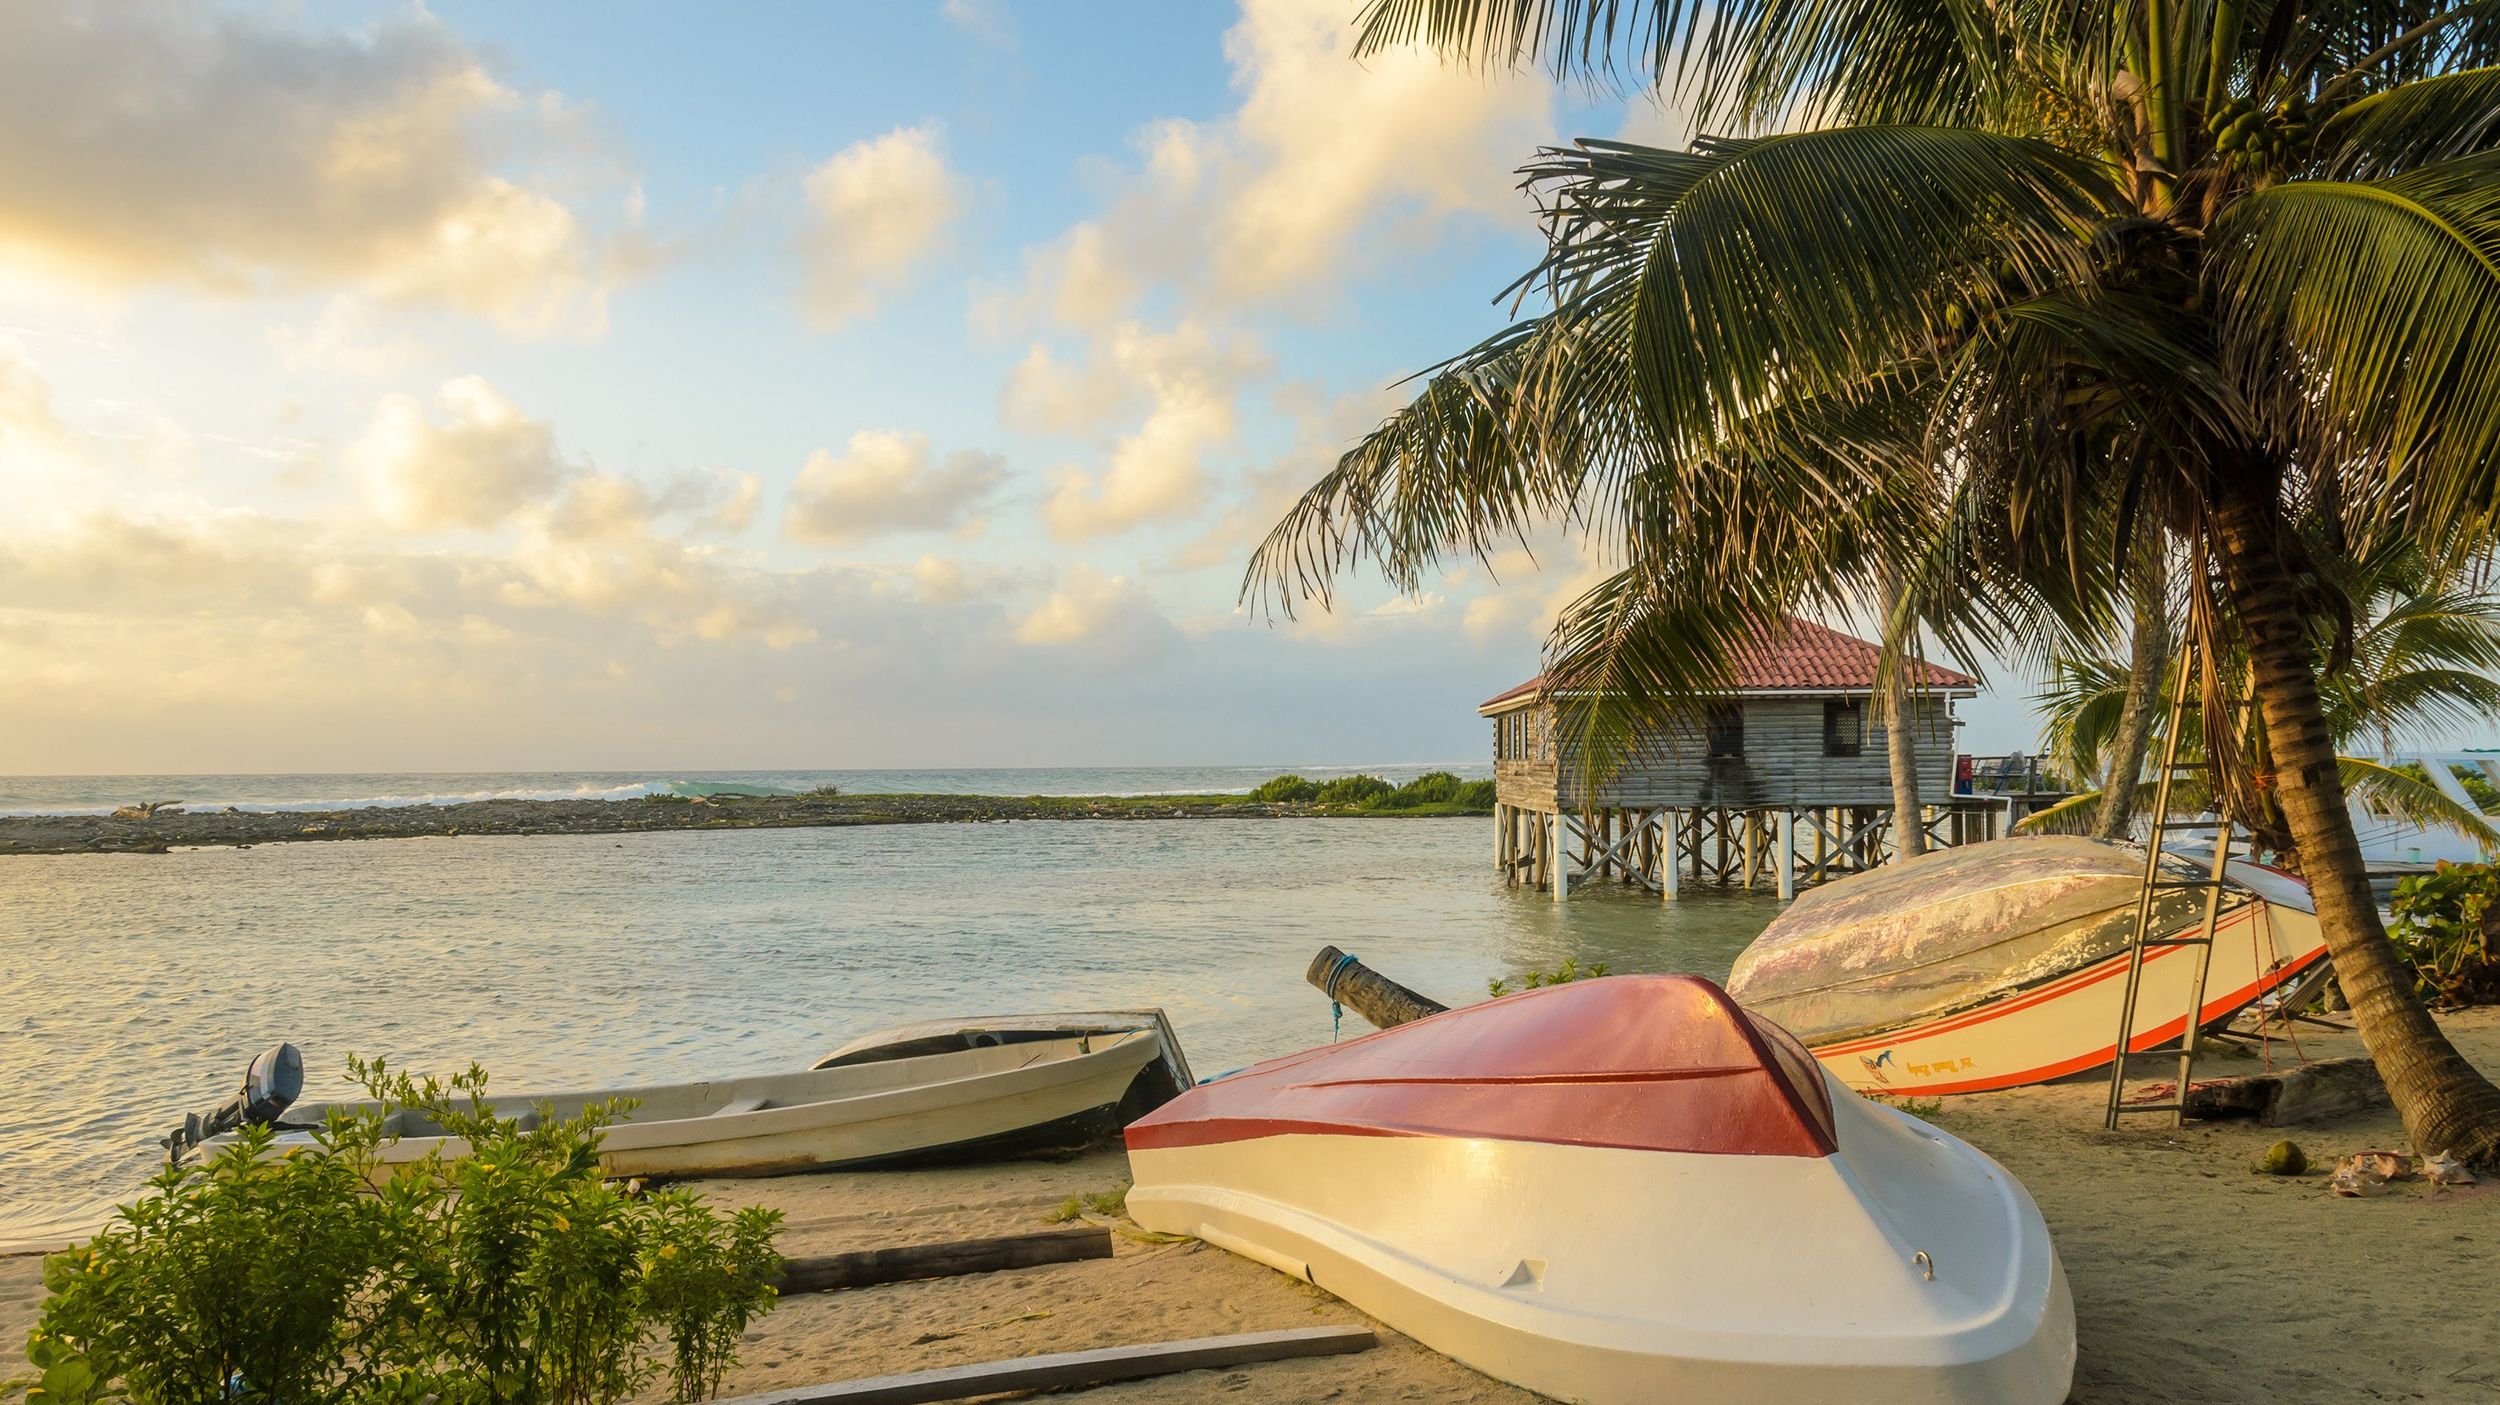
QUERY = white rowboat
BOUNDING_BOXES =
[1725,836,2329,1095]
[205,1012,1190,1180]
[1126,976,2075,1404]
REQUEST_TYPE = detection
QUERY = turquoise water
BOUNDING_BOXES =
[0,818,1781,1239]
[0,765,1489,817]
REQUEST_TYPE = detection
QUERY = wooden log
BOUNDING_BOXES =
[2182,1057,2390,1127]
[717,1325,1379,1405]
[774,1227,1112,1296]
[1307,945,1448,1031]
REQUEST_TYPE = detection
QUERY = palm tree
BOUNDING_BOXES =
[1252,3,2500,1162]
[1878,570,1931,858]
[2092,535,2171,839]
[2028,543,2500,848]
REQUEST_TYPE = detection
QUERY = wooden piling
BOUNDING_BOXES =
[1306,945,1448,1031]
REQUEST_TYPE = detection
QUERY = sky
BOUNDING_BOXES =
[0,0,2055,775]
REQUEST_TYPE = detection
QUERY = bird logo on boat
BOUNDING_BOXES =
[1860,1050,1895,1085]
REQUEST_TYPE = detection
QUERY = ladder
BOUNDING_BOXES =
[2102,647,2240,1130]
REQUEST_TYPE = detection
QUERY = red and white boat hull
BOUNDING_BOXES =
[1812,896,2326,1095]
[1126,977,2074,1404]
[1728,839,2331,1096]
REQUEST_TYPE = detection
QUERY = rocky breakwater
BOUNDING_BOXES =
[0,790,1448,857]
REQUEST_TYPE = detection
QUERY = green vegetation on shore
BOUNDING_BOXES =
[20,1059,780,1405]
[630,772,1499,818]
[0,777,1501,858]
[1245,771,1496,814]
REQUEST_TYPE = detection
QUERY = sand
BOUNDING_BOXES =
[7,1009,2495,1404]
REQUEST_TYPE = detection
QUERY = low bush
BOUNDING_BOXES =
[22,1059,781,1405]
[1247,774,1318,803]
[1245,771,1494,812]
[2389,861,2500,1007]
[1488,958,1610,997]
[1314,774,1395,807]
[1384,771,1463,808]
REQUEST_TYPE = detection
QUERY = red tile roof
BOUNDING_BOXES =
[1479,616,1980,712]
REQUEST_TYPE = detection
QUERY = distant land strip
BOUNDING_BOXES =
[0,787,1494,857]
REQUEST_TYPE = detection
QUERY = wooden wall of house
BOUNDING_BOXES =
[1489,694,1958,811]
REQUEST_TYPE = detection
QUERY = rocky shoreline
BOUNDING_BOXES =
[0,791,1485,857]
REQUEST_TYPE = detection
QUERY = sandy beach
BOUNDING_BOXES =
[7,1006,2494,1404]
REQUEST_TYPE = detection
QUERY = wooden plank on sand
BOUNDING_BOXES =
[716,1325,1379,1405]
[774,1227,1112,1296]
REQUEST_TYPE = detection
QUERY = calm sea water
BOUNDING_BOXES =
[0,765,1489,816]
[0,816,1782,1241]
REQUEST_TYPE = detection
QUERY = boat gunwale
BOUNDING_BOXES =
[229,1031,1162,1158]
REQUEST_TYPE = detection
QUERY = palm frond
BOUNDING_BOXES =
[1355,0,2087,132]
[2209,153,2500,545]
[1520,130,2120,462]
[2343,754,2500,848]
[2320,65,2500,176]
[2011,787,2110,834]
[2035,653,2136,780]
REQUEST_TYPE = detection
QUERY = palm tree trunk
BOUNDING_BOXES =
[2215,482,2500,1165]
[2093,559,2168,840]
[1881,573,1928,858]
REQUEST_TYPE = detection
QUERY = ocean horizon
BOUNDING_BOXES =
[0,763,1494,819]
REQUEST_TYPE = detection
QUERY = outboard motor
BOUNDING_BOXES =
[163,1042,304,1162]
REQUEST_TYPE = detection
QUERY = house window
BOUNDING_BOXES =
[1824,698,1865,758]
[1705,703,1745,758]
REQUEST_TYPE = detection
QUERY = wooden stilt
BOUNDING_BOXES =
[1661,809,1681,901]
[1551,809,1568,905]
[1777,809,1797,902]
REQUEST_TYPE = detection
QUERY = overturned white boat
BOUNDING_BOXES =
[187,1012,1192,1180]
[1126,976,2074,1404]
[1726,836,2329,1095]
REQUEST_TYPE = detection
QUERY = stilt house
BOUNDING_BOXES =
[1481,616,1985,900]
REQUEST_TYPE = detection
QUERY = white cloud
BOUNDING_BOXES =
[1016,321,1271,541]
[1040,384,1235,541]
[0,336,68,449]
[797,125,963,329]
[941,0,1017,49]
[986,0,1551,332]
[349,376,570,531]
[1170,378,1401,574]
[1015,565,1181,661]
[265,296,422,376]
[1459,541,1614,647]
[1198,0,1552,301]
[784,430,1007,545]
[0,5,634,335]
[1003,320,1268,439]
[989,0,1552,544]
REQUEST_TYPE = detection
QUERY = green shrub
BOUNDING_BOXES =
[2455,765,2500,813]
[2389,861,2500,1006]
[1383,771,1464,808]
[1454,779,1497,810]
[24,1059,781,1405]
[1247,774,1318,803]
[1488,958,1611,997]
[1314,774,1395,807]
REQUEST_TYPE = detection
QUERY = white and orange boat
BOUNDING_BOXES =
[1726,835,2330,1096]
[1125,976,2074,1405]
